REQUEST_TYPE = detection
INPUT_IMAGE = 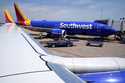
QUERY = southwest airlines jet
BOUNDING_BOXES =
[5,3,122,39]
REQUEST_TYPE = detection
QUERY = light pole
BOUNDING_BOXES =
[120,17,125,33]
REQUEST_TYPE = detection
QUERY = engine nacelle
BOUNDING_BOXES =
[48,29,66,38]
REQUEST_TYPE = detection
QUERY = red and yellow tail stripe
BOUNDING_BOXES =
[14,3,31,26]
[4,10,14,23]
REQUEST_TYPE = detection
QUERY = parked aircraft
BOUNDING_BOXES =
[4,3,124,39]
[0,23,125,83]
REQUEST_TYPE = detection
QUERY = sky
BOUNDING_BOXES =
[0,0,125,22]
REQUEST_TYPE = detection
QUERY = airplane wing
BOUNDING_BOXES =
[0,23,84,83]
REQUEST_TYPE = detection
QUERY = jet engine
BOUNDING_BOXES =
[47,29,66,38]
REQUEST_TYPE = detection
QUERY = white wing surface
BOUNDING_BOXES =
[0,23,84,83]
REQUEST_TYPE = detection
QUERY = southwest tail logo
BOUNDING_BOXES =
[14,3,31,26]
[4,10,14,23]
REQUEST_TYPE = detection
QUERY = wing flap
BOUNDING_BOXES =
[47,62,85,83]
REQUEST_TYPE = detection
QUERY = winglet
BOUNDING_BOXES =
[4,10,14,23]
[14,2,31,26]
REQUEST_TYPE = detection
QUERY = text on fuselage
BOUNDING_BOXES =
[59,23,92,30]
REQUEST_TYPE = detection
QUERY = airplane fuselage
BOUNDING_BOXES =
[13,2,119,37]
[30,20,117,37]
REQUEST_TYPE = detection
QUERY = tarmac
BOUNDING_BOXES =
[45,38,125,58]
[29,30,125,58]
[33,20,125,58]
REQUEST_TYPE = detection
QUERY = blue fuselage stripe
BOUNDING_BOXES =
[31,20,117,36]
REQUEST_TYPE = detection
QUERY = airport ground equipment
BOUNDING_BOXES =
[86,38,103,47]
[47,39,73,47]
